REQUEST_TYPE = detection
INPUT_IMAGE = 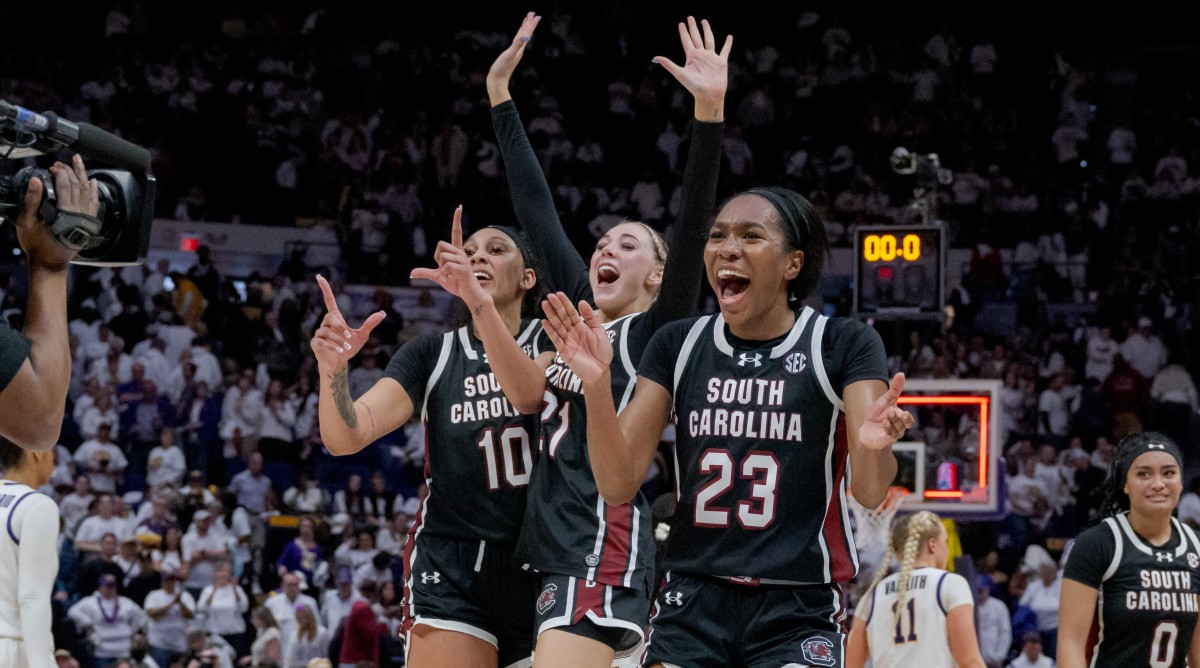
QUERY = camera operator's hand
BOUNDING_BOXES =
[14,154,99,271]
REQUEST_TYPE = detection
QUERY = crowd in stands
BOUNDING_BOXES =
[3,2,1200,668]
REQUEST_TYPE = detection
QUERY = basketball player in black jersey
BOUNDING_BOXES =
[542,186,915,668]
[455,13,728,668]
[1059,432,1200,668]
[311,215,544,668]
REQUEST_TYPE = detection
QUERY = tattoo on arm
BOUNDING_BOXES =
[473,304,483,319]
[331,369,358,429]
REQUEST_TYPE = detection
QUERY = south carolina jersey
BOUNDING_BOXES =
[0,480,60,668]
[1063,513,1200,668]
[385,321,542,543]
[517,313,656,592]
[638,306,888,584]
[856,567,974,668]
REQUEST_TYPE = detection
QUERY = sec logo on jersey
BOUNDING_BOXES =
[783,351,807,376]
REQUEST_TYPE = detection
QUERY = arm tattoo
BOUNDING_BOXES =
[331,369,358,429]
[473,304,483,319]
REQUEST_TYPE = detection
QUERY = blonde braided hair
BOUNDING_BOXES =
[865,511,943,625]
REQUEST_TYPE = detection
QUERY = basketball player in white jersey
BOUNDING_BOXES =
[0,436,60,668]
[847,511,986,668]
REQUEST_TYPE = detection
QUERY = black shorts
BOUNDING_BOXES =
[644,573,847,668]
[403,533,537,667]
[533,573,651,652]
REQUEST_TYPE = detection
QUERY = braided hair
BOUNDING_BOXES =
[1097,431,1181,521]
[865,510,944,625]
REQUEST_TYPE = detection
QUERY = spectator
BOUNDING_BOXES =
[75,424,128,494]
[319,568,361,632]
[147,428,187,489]
[76,496,129,554]
[136,495,178,540]
[197,562,251,658]
[1006,632,1054,668]
[975,575,1012,668]
[182,510,228,596]
[143,571,197,668]
[282,475,327,515]
[68,573,146,667]
[213,495,254,582]
[1037,373,1075,443]
[283,604,328,668]
[114,534,146,588]
[1018,558,1062,659]
[257,378,296,463]
[276,516,322,587]
[60,475,96,539]
[243,607,282,668]
[337,592,385,668]
[263,572,318,651]
[153,525,188,580]
[353,551,393,590]
[1083,326,1118,382]
[375,512,408,556]
[228,453,272,516]
[1119,317,1168,381]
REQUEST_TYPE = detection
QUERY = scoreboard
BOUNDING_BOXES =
[852,224,946,317]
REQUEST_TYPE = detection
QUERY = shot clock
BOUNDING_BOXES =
[852,224,945,316]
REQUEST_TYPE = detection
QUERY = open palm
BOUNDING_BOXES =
[655,17,731,105]
[541,293,612,384]
[487,12,541,104]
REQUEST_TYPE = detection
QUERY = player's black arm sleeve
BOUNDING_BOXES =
[0,322,32,393]
[491,100,591,304]
[641,119,724,336]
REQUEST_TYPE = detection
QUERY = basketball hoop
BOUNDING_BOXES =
[849,486,910,569]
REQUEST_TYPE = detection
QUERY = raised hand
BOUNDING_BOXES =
[858,373,916,450]
[309,274,385,372]
[541,292,613,384]
[486,11,542,106]
[409,206,491,307]
[653,17,731,120]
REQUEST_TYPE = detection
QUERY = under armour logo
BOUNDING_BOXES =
[738,353,763,368]
[664,592,684,606]
[1148,443,1166,450]
[1156,552,1174,563]
[421,571,441,584]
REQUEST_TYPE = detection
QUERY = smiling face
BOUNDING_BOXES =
[463,229,536,313]
[705,194,804,332]
[589,222,665,320]
[1124,451,1182,516]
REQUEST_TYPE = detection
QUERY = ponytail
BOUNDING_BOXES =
[867,511,943,626]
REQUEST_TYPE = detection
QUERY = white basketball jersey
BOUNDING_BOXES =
[857,566,974,668]
[0,480,60,668]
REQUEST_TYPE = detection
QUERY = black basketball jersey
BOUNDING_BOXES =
[638,306,889,584]
[385,320,542,544]
[1063,513,1200,668]
[516,313,656,592]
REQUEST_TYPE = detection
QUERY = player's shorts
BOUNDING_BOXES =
[533,572,651,652]
[644,572,847,668]
[403,533,538,667]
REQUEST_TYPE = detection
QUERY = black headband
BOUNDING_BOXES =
[1117,438,1184,486]
[485,225,534,268]
[746,187,804,249]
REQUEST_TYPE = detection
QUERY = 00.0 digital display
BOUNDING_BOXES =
[862,234,921,262]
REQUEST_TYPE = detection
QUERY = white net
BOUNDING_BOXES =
[849,487,910,572]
